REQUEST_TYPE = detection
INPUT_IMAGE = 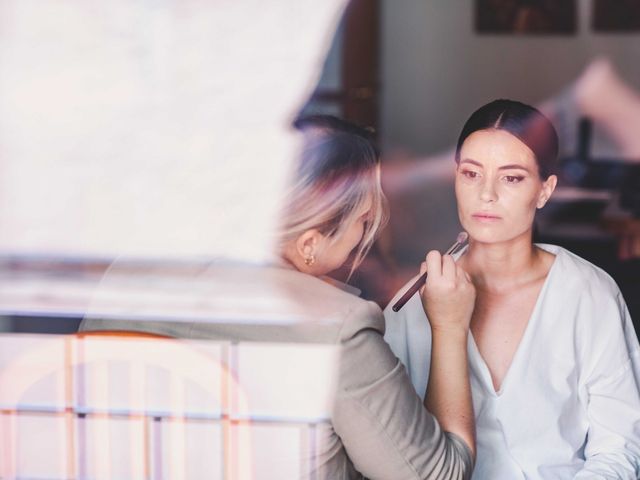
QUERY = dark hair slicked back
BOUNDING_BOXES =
[455,99,559,179]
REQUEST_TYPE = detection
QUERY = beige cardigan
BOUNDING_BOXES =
[80,262,473,479]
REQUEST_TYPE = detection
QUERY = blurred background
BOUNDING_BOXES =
[302,0,640,327]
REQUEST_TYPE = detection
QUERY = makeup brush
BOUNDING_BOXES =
[391,231,469,312]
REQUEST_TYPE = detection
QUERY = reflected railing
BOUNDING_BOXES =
[0,333,338,479]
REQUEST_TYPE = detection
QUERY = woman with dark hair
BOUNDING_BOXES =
[82,115,477,479]
[385,100,640,478]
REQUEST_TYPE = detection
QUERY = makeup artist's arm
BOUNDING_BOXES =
[333,299,474,480]
[420,251,476,459]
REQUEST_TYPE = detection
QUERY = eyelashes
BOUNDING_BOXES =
[504,175,525,184]
[459,170,525,184]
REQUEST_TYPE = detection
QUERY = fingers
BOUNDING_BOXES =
[424,250,459,284]
[420,250,475,334]
[418,261,427,294]
[425,250,443,278]
[423,250,468,289]
[455,262,469,280]
[419,261,427,276]
[442,254,456,280]
[459,266,472,283]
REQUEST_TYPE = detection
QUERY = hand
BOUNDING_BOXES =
[419,250,476,335]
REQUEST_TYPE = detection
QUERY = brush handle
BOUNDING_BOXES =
[390,235,467,312]
[391,270,427,312]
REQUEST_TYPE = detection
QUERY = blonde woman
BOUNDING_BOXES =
[82,115,477,479]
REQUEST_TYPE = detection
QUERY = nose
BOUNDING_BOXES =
[479,178,498,203]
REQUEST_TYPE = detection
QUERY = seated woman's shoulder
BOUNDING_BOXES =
[540,243,621,296]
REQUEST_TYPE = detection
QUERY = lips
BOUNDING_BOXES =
[472,212,502,221]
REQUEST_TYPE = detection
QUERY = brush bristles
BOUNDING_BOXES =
[456,231,469,244]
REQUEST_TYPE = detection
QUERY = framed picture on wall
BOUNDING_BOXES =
[593,0,640,32]
[476,0,577,34]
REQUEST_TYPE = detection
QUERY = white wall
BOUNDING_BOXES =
[381,0,640,155]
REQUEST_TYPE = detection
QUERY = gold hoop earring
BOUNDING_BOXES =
[304,255,315,266]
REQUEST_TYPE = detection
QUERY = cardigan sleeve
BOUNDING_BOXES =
[332,300,474,480]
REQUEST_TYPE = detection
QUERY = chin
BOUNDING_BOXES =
[462,223,510,245]
[466,224,534,246]
[468,232,503,245]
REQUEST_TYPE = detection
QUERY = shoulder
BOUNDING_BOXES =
[538,243,622,298]
[283,269,378,319]
[269,268,385,338]
[226,265,370,320]
[538,245,636,354]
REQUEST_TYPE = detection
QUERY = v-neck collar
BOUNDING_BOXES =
[467,244,562,397]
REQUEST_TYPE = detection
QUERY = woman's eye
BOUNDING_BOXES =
[504,175,524,184]
[462,170,479,179]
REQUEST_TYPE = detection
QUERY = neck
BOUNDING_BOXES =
[279,245,319,276]
[461,232,542,293]
[277,254,299,271]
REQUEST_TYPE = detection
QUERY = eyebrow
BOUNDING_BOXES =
[459,159,531,173]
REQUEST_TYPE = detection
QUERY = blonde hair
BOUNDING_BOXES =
[279,123,388,275]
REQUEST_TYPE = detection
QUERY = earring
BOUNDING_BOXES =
[304,255,315,266]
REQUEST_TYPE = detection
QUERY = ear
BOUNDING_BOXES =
[537,174,557,209]
[295,229,323,260]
